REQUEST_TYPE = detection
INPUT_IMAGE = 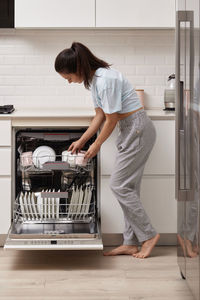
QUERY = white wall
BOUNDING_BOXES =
[0,29,175,109]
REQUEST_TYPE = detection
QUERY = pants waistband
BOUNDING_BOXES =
[118,109,146,128]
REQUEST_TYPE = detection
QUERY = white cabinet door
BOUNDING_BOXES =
[0,149,11,176]
[100,127,117,176]
[0,178,11,234]
[144,120,175,175]
[141,176,176,234]
[101,120,175,175]
[96,0,175,28]
[0,121,11,146]
[101,176,124,233]
[101,175,176,234]
[15,0,95,28]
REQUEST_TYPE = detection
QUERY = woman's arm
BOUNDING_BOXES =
[80,108,105,144]
[84,112,118,159]
[68,107,105,153]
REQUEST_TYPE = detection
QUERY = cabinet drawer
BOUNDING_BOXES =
[0,120,11,146]
[0,148,11,175]
[0,177,11,234]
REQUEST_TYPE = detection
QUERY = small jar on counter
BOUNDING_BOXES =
[135,89,145,108]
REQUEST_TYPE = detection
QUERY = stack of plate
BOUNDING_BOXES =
[18,190,60,221]
[32,146,56,169]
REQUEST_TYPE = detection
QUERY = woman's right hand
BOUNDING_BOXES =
[68,139,85,154]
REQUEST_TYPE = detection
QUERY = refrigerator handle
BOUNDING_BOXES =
[175,11,194,199]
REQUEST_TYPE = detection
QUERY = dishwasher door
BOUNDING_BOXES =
[4,225,103,250]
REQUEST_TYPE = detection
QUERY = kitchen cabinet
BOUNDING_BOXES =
[0,178,11,234]
[101,119,176,235]
[101,175,176,234]
[15,0,95,28]
[96,0,175,28]
[0,149,11,176]
[0,121,11,146]
[0,114,175,245]
[101,120,175,175]
[15,0,175,28]
[0,0,14,28]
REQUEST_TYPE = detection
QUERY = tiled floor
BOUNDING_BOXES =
[0,246,194,300]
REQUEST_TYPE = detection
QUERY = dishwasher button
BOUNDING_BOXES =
[51,240,57,245]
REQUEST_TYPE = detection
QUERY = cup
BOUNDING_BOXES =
[76,151,88,166]
[135,89,145,108]
[21,151,33,167]
[67,152,76,167]
[61,150,71,162]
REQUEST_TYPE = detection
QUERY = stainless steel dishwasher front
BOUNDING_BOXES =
[4,128,103,250]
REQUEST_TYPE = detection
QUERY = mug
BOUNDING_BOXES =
[21,151,33,167]
[76,151,88,166]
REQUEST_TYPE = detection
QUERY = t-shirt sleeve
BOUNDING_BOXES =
[92,95,99,108]
[99,81,122,114]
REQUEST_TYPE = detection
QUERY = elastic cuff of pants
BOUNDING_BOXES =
[123,240,139,246]
[138,232,158,243]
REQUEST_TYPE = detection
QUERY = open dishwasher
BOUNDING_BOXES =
[4,128,103,250]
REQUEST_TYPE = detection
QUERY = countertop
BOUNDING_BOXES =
[0,107,175,120]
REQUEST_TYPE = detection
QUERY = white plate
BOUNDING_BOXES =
[76,187,84,218]
[48,189,51,219]
[56,189,60,219]
[19,192,25,220]
[31,192,38,220]
[36,192,43,220]
[23,192,30,220]
[81,187,88,217]
[85,188,92,214]
[33,146,56,169]
[27,192,34,220]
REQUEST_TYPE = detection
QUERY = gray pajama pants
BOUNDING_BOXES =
[110,109,157,245]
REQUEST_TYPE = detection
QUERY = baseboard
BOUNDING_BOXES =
[0,234,6,247]
[102,233,177,246]
[0,233,177,248]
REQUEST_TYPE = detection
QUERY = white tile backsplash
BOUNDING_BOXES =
[0,29,175,109]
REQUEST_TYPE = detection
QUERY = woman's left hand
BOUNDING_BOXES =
[84,142,101,159]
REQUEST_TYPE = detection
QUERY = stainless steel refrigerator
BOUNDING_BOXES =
[176,0,200,299]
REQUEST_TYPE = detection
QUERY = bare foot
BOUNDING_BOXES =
[185,239,197,258]
[133,234,160,259]
[193,245,199,255]
[177,234,197,258]
[103,245,139,256]
[177,234,186,257]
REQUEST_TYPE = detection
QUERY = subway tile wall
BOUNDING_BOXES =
[0,29,175,109]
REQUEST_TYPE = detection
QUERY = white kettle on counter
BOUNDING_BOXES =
[164,74,175,110]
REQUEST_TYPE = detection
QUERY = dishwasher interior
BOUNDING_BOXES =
[5,128,102,249]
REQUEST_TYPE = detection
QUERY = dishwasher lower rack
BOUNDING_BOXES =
[13,190,96,224]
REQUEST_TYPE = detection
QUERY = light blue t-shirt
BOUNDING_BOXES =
[91,67,142,114]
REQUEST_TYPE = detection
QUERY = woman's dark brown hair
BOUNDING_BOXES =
[55,42,111,89]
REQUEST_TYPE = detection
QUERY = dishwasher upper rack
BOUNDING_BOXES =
[19,153,93,173]
[13,189,96,224]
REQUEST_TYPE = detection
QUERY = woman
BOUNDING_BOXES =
[55,42,160,258]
